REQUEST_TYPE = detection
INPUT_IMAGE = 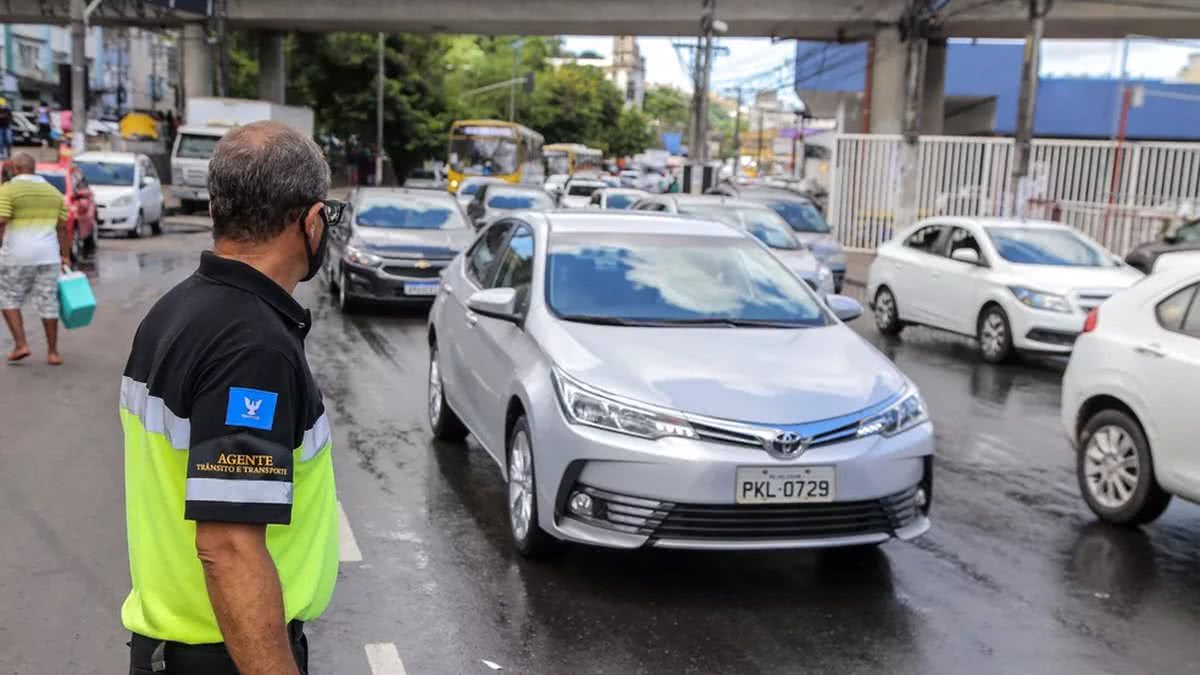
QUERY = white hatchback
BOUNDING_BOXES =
[76,151,165,237]
[1062,264,1200,524]
[867,218,1142,362]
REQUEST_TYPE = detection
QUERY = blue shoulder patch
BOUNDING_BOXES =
[225,387,279,431]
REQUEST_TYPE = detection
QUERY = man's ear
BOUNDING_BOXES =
[304,203,323,239]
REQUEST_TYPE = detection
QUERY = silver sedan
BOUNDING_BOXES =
[427,211,934,557]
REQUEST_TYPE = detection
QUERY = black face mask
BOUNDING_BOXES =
[301,210,330,282]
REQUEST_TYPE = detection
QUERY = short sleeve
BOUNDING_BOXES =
[185,348,303,524]
[0,185,12,219]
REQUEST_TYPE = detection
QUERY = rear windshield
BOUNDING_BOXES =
[567,183,601,197]
[768,200,831,233]
[986,227,1113,267]
[355,197,466,229]
[606,194,637,209]
[176,133,221,160]
[488,191,554,210]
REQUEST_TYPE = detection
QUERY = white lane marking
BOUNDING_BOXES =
[365,643,408,675]
[338,500,363,562]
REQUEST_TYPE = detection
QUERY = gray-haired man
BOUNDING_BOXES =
[121,121,343,674]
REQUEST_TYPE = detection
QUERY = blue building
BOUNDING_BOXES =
[794,40,1200,141]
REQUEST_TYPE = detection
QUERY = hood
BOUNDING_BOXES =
[91,185,136,204]
[353,227,472,258]
[772,247,822,279]
[545,321,907,424]
[793,232,841,252]
[1001,263,1143,295]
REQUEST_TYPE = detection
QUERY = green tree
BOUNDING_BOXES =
[522,64,623,151]
[643,85,689,133]
[608,108,655,157]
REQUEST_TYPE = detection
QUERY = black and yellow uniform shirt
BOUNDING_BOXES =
[120,251,337,644]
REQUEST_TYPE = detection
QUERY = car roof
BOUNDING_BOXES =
[542,210,743,238]
[911,216,1073,231]
[735,187,815,202]
[76,151,138,163]
[489,184,548,194]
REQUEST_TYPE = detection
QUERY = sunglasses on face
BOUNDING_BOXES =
[319,199,347,227]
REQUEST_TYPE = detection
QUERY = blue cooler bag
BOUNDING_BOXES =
[58,270,96,329]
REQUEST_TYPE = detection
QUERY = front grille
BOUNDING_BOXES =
[573,484,921,541]
[690,418,862,453]
[184,167,207,185]
[382,264,444,279]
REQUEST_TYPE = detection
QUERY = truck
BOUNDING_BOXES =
[170,97,315,212]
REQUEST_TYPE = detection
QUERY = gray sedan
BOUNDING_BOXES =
[427,211,934,557]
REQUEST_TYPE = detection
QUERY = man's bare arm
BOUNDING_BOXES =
[196,521,299,675]
[0,216,8,247]
[56,217,69,265]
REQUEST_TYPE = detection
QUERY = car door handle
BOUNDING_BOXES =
[465,311,478,327]
[1134,343,1166,358]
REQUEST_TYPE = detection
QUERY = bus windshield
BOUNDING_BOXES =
[546,151,570,176]
[449,135,518,176]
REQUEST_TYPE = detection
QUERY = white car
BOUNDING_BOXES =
[866,218,1142,362]
[587,188,646,210]
[559,177,607,208]
[454,176,505,209]
[1061,264,1200,525]
[75,151,165,237]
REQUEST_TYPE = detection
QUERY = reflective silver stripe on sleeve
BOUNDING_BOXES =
[186,477,294,505]
[120,376,191,451]
[299,412,331,462]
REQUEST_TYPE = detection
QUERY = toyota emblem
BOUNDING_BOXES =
[769,431,809,458]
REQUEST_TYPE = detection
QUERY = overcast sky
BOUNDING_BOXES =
[562,36,1199,92]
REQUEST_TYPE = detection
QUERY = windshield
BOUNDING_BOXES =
[986,227,1113,267]
[567,183,602,197]
[606,194,637,209]
[355,197,466,230]
[546,152,570,175]
[176,133,221,160]
[488,191,554,210]
[449,136,518,176]
[38,173,67,194]
[680,205,801,250]
[547,233,828,326]
[768,200,831,233]
[77,161,134,186]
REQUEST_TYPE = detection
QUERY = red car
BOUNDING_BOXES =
[35,161,97,263]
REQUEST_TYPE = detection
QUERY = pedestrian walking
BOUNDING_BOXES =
[121,121,341,674]
[0,153,69,365]
[0,98,13,160]
[36,102,51,147]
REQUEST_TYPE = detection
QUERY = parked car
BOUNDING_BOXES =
[867,218,1142,363]
[427,210,932,556]
[1124,218,1200,274]
[325,187,473,312]
[35,162,97,261]
[558,177,607,208]
[633,194,835,294]
[10,111,40,146]
[727,187,847,292]
[587,188,646,210]
[1062,263,1200,525]
[465,184,555,229]
[75,152,164,238]
[454,176,505,208]
[618,169,641,188]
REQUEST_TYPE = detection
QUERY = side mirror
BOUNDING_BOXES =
[467,287,520,323]
[1164,233,1180,244]
[950,248,981,265]
[824,294,864,322]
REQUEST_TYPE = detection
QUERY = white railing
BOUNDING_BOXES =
[828,134,1200,256]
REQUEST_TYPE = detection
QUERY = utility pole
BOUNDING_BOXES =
[756,104,765,169]
[896,28,928,231]
[695,0,716,164]
[214,0,228,97]
[70,0,104,155]
[1010,0,1048,218]
[508,39,524,123]
[376,32,384,186]
[731,87,743,175]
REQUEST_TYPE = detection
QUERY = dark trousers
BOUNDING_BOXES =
[129,621,308,674]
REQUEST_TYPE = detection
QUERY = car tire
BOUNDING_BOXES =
[131,211,153,239]
[336,270,355,313]
[150,211,163,235]
[976,305,1013,363]
[507,416,560,558]
[427,343,469,442]
[1077,410,1171,526]
[873,286,903,335]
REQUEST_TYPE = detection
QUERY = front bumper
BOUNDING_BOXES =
[532,398,935,550]
[171,186,209,202]
[96,205,135,231]
[341,258,449,303]
[1007,302,1084,353]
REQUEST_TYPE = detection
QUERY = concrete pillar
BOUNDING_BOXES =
[921,38,947,135]
[867,26,906,134]
[182,23,212,100]
[257,31,286,104]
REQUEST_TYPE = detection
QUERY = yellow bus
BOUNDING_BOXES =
[544,143,604,177]
[446,119,545,193]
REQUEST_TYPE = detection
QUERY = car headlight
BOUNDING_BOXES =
[112,194,133,207]
[344,245,382,267]
[552,368,697,441]
[856,390,928,438]
[1008,286,1072,313]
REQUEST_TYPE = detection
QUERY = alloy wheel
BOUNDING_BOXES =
[508,430,534,543]
[875,292,894,328]
[428,349,443,427]
[135,213,150,238]
[1084,424,1140,509]
[980,313,1006,359]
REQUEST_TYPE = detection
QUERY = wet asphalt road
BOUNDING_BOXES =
[2,221,1199,675]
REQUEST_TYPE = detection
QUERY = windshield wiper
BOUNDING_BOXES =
[642,317,813,328]
[558,315,651,326]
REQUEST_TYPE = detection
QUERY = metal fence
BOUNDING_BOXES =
[827,134,1200,255]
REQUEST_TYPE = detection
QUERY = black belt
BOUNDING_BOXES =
[130,620,305,673]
